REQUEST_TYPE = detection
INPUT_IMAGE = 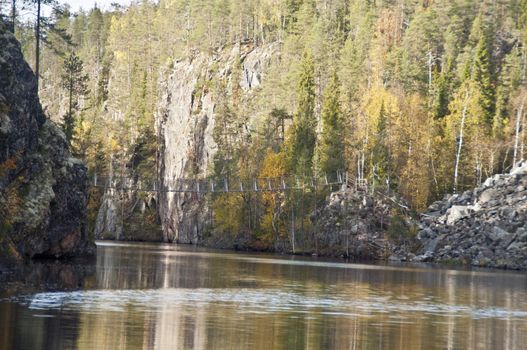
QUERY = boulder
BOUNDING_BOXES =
[313,188,415,260]
[486,226,512,243]
[511,163,527,176]
[446,205,470,225]
[479,189,499,204]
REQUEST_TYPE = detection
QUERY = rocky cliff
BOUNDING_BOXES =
[414,164,527,269]
[156,43,278,243]
[0,22,95,264]
[94,186,162,242]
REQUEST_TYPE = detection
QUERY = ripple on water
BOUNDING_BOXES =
[7,288,527,321]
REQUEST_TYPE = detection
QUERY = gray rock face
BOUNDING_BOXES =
[94,187,162,242]
[0,21,95,263]
[95,189,122,240]
[415,168,527,269]
[156,43,277,243]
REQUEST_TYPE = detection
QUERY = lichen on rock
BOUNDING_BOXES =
[0,20,94,264]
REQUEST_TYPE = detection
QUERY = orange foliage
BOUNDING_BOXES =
[0,152,20,178]
[259,149,287,239]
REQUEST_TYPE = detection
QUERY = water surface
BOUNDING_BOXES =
[1,241,526,349]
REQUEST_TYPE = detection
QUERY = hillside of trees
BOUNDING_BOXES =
[2,0,527,244]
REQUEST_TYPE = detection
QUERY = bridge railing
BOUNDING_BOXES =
[89,171,368,194]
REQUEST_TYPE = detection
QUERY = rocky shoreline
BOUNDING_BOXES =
[312,188,417,260]
[410,164,527,270]
[90,163,527,271]
[279,165,527,270]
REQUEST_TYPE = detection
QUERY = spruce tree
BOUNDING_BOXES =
[472,30,495,130]
[371,101,390,188]
[432,69,450,119]
[319,71,344,176]
[288,51,317,176]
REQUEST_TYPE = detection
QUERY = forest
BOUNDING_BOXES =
[1,0,526,245]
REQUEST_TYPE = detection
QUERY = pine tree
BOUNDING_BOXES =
[61,52,88,147]
[29,0,67,88]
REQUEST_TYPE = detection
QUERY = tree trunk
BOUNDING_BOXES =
[35,0,41,90]
[513,98,525,167]
[428,50,433,91]
[522,111,526,163]
[454,89,470,194]
[10,0,16,33]
[291,207,295,254]
[69,75,73,121]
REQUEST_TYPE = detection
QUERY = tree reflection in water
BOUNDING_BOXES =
[1,242,526,350]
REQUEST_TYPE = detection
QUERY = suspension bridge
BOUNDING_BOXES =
[89,172,368,194]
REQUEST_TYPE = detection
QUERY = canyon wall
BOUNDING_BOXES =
[0,21,95,264]
[156,43,277,243]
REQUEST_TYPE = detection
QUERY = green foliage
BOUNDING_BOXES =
[371,101,391,188]
[212,77,242,179]
[287,51,316,176]
[319,71,344,175]
[472,31,496,130]
[11,0,527,249]
[431,69,451,119]
[61,51,88,148]
[387,209,416,242]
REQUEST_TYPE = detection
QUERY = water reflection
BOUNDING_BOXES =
[1,241,527,350]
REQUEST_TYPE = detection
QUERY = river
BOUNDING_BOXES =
[1,241,526,349]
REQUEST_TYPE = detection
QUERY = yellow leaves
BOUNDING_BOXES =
[359,88,435,209]
[108,15,124,44]
[362,87,399,130]
[391,94,432,210]
[105,137,121,154]
[259,149,286,238]
[212,193,244,236]
[260,149,286,178]
[444,82,486,154]
[113,50,127,63]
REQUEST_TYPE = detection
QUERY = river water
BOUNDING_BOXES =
[1,241,526,349]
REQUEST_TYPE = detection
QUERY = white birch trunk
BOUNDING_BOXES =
[513,98,525,168]
[454,89,470,194]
